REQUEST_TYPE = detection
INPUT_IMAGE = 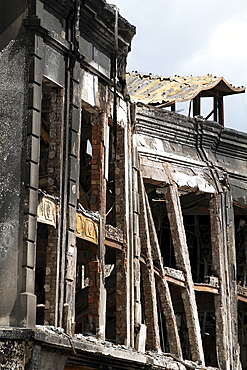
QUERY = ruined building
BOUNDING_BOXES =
[1,0,247,369]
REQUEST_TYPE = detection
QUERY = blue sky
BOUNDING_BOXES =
[110,0,247,132]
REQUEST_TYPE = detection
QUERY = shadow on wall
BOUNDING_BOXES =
[0,0,26,51]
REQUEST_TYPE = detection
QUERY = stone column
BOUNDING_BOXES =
[0,6,45,326]
[63,61,81,335]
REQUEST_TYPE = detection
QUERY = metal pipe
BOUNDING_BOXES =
[58,0,80,329]
[109,4,119,158]
[58,56,70,328]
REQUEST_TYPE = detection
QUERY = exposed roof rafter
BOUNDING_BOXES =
[126,72,245,106]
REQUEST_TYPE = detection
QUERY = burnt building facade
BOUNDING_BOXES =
[1,1,247,369]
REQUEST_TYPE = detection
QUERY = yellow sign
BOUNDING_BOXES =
[76,213,98,245]
[37,196,56,227]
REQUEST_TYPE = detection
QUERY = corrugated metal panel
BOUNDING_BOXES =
[126,72,245,106]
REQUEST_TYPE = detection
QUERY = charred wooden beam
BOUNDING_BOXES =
[132,148,142,349]
[193,94,201,117]
[144,190,183,359]
[163,164,205,365]
[210,193,240,369]
[213,96,218,122]
[139,177,161,351]
[218,96,224,126]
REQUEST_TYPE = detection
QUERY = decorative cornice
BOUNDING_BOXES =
[80,0,135,55]
[41,0,74,18]
[134,105,247,161]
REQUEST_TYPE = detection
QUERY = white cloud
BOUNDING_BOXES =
[109,0,247,131]
[182,18,247,83]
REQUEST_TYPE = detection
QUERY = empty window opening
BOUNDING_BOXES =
[235,214,247,287]
[196,292,217,367]
[79,108,93,209]
[140,268,146,325]
[140,262,157,350]
[75,238,91,335]
[105,247,116,342]
[146,186,213,284]
[39,91,50,191]
[35,222,58,326]
[36,80,62,326]
[35,223,47,325]
[157,293,169,353]
[106,117,117,227]
[39,81,62,195]
[180,192,212,283]
[75,235,100,336]
[238,301,247,369]
[235,208,247,369]
[146,186,176,270]
[169,284,191,360]
[106,180,116,226]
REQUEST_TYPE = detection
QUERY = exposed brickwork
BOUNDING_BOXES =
[2,0,247,368]
[88,112,108,339]
[43,226,58,325]
[41,86,63,197]
[114,124,130,344]
[39,84,63,326]
[88,260,101,334]
[115,248,128,344]
[115,125,126,230]
[0,340,25,369]
[90,113,106,216]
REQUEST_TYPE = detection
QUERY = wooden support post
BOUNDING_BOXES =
[163,165,204,365]
[225,190,241,368]
[144,191,183,358]
[193,94,201,117]
[210,193,237,369]
[132,151,143,350]
[213,96,218,122]
[139,177,161,351]
[218,96,224,126]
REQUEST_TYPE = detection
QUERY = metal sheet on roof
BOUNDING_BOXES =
[126,72,245,106]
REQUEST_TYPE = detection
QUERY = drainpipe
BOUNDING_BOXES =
[114,7,118,155]
[58,54,70,329]
[58,0,80,329]
[109,4,118,157]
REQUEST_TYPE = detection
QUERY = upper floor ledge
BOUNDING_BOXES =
[0,326,217,370]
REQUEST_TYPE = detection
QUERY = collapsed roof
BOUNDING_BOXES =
[126,72,245,107]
